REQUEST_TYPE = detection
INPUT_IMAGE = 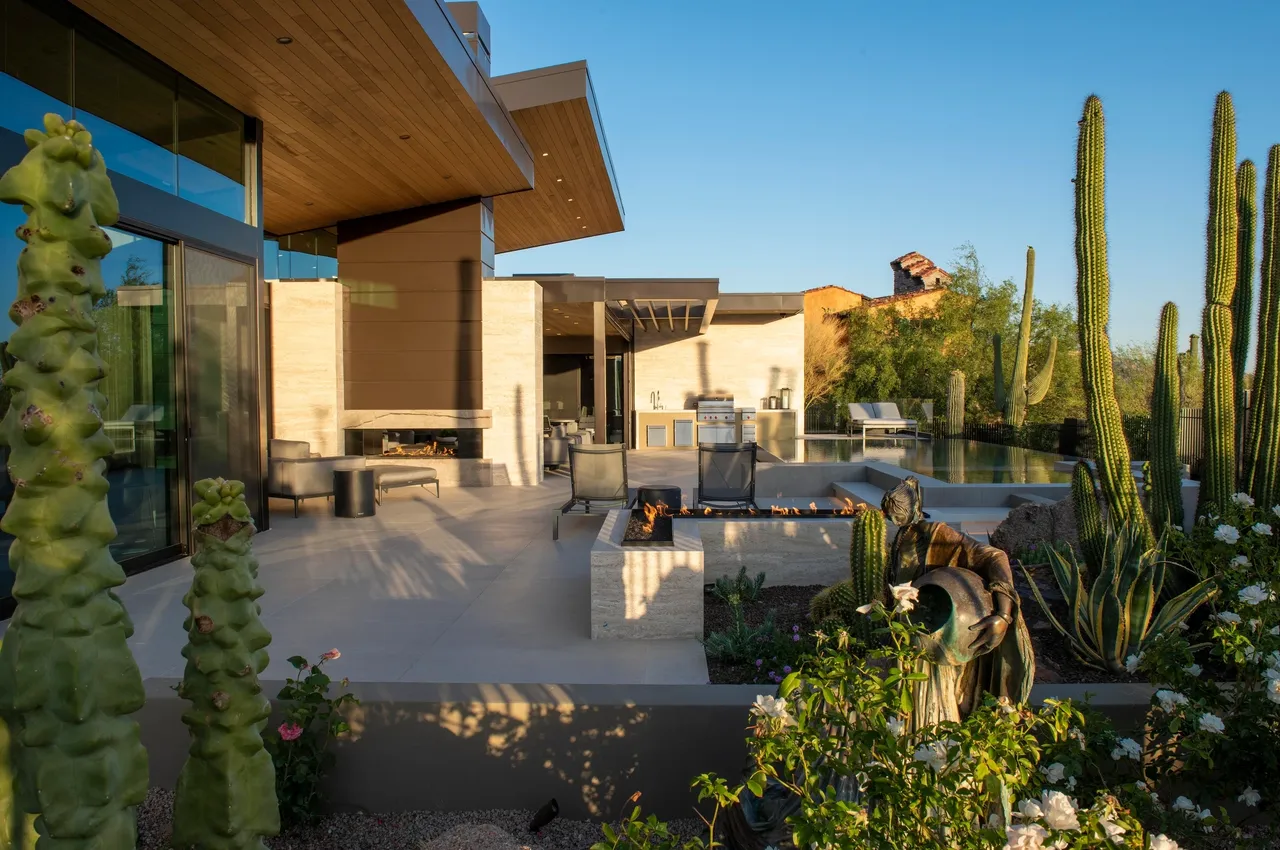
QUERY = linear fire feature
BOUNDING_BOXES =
[621,504,674,546]
[344,428,483,459]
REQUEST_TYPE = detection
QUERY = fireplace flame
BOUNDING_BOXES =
[809,501,818,513]
[385,442,456,458]
[641,501,660,534]
[703,507,712,516]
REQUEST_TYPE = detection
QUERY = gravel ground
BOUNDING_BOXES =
[139,788,706,850]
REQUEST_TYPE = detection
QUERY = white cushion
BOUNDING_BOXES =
[847,402,876,421]
[857,418,913,426]
[873,402,902,419]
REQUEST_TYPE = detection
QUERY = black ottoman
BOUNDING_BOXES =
[637,484,681,512]
[333,468,376,518]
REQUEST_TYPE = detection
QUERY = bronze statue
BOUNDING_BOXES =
[881,477,1034,727]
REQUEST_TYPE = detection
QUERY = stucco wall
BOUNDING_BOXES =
[482,278,543,485]
[268,279,343,457]
[633,313,805,417]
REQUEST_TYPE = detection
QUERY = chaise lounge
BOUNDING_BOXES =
[846,402,920,441]
[268,439,440,516]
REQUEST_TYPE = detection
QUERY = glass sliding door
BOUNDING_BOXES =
[183,247,262,521]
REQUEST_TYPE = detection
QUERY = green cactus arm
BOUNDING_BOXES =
[1150,303,1184,535]
[1071,461,1104,575]
[0,114,147,850]
[992,333,1005,413]
[1025,337,1058,406]
[848,508,887,643]
[1234,160,1258,452]
[1072,95,1152,546]
[1004,247,1036,426]
[1246,146,1280,506]
[946,370,966,438]
[1197,92,1239,517]
[172,478,280,850]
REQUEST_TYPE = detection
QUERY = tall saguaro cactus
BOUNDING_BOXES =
[1071,461,1104,573]
[849,508,887,643]
[946,370,966,437]
[172,479,279,850]
[1151,303,1184,534]
[1246,146,1280,506]
[996,247,1058,426]
[0,115,148,849]
[1072,95,1152,546]
[1234,160,1258,465]
[1197,91,1239,517]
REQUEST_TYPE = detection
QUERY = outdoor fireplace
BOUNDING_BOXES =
[344,428,483,459]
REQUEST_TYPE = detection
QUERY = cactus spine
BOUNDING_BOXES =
[1246,146,1280,506]
[1197,92,1239,518]
[946,370,966,437]
[1151,303,1184,534]
[999,247,1057,426]
[849,508,887,643]
[0,115,148,849]
[1072,95,1153,546]
[1234,160,1258,468]
[172,479,279,850]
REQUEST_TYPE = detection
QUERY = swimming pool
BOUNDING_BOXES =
[760,438,1075,484]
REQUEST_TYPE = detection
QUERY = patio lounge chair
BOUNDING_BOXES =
[846,402,919,440]
[696,442,758,510]
[553,443,634,540]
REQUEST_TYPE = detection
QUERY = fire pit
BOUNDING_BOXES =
[622,503,675,547]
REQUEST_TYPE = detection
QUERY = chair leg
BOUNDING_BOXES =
[553,513,560,541]
[293,498,299,518]
[434,481,440,498]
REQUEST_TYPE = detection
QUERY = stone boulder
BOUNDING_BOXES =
[989,497,1078,561]
[425,824,531,850]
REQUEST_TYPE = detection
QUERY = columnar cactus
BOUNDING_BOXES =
[1072,95,1152,546]
[172,478,279,850]
[946,370,966,437]
[1151,303,1184,534]
[992,334,1004,415]
[1246,146,1280,506]
[1234,160,1258,462]
[1197,91,1239,518]
[997,247,1057,426]
[849,508,887,643]
[0,115,148,850]
[1071,461,1104,575]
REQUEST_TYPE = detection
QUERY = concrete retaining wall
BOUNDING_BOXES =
[700,519,851,587]
[137,680,1152,822]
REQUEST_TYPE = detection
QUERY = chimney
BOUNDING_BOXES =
[447,2,491,75]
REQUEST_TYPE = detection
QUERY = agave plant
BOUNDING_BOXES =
[1020,524,1216,674]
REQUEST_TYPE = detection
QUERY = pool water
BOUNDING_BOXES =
[760,438,1074,484]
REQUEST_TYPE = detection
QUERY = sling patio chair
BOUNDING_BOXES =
[696,442,758,510]
[552,443,634,540]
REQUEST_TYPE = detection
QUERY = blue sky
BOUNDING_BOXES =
[486,0,1280,347]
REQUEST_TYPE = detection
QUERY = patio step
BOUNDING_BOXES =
[831,481,886,508]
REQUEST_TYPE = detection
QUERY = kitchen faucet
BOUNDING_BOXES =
[650,391,662,410]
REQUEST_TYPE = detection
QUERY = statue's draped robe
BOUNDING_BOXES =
[891,520,1035,728]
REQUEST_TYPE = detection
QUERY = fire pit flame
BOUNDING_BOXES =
[384,442,456,458]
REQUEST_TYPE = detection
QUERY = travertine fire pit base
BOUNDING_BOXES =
[591,510,704,639]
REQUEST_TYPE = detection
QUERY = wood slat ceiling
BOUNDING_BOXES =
[69,0,536,234]
[543,302,595,337]
[492,64,624,253]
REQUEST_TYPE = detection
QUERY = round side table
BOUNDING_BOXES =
[333,468,376,518]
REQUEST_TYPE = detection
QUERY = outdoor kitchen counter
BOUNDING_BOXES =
[634,409,796,448]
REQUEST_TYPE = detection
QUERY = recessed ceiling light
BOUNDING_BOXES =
[399,133,411,140]
[556,178,562,182]
[276,36,293,45]
[567,198,574,202]
[304,201,314,206]
[581,225,587,229]
[576,216,581,220]
[541,152,549,157]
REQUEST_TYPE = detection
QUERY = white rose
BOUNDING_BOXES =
[752,695,795,725]
[1039,761,1066,784]
[1110,737,1141,761]
[1003,823,1049,850]
[1014,798,1044,820]
[1038,790,1080,831]
[856,601,876,615]
[1232,492,1255,507]
[890,581,920,613]
[1124,653,1143,673]
[1214,524,1241,544]
[1272,625,1280,637]
[1099,816,1127,845]
[1185,663,1203,677]
[912,740,954,773]
[1238,786,1261,807]
[1233,554,1251,567]
[1274,504,1280,518]
[1254,522,1274,536]
[1155,689,1189,712]
[886,716,906,737]
[1068,727,1086,751]
[1149,834,1181,850]
[1266,678,1280,704]
[1172,796,1196,813]
[1198,713,1225,734]
[1238,584,1274,605]
[1215,610,1242,624]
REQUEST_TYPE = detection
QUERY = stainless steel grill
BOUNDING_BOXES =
[697,397,735,444]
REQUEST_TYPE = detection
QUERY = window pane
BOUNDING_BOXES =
[2,0,72,132]
[178,81,245,221]
[73,31,177,194]
[96,228,180,561]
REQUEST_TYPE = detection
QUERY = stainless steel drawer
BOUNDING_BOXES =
[673,419,695,447]
[645,425,667,448]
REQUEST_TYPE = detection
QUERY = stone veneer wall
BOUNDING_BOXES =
[268,279,344,457]
[481,278,543,485]
[633,312,805,421]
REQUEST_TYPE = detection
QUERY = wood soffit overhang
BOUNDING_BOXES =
[69,0,537,235]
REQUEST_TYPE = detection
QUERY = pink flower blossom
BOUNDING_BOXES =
[278,722,303,742]
[320,648,341,661]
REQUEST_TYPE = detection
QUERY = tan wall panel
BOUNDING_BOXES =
[340,262,484,293]
[344,349,482,384]
[345,380,483,410]
[343,320,483,353]
[345,290,483,322]
[338,232,492,264]
[269,280,343,456]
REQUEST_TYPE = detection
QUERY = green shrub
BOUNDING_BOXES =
[710,566,765,606]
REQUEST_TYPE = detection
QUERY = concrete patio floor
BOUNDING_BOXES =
[107,452,715,686]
